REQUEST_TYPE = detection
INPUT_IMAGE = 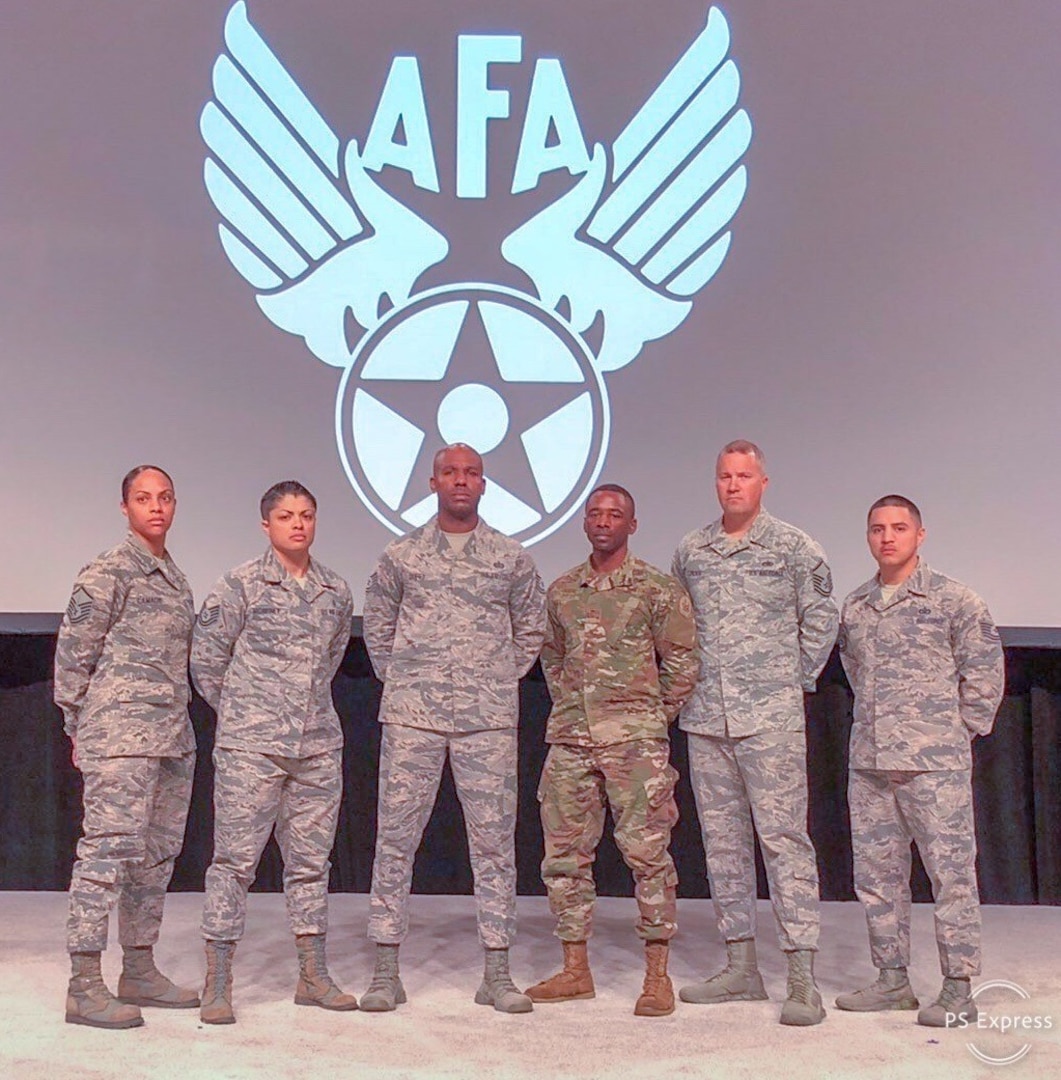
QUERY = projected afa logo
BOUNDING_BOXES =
[200,2,751,543]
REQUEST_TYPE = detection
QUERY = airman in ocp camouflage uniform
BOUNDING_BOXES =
[835,495,1004,1029]
[526,484,698,1018]
[191,481,356,1024]
[672,440,837,1026]
[361,444,546,1015]
[55,465,198,1030]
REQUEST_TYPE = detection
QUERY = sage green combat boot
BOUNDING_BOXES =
[679,938,768,1004]
[835,967,919,1012]
[779,949,825,1026]
[360,943,407,1012]
[917,976,977,1028]
[200,941,237,1024]
[294,934,358,1011]
[118,945,199,1008]
[474,947,533,1013]
[66,951,144,1029]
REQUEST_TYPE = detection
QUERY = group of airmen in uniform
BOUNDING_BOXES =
[53,438,1005,1036]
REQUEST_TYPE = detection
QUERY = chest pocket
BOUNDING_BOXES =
[741,559,791,608]
[600,593,651,649]
[452,559,512,608]
[908,606,950,647]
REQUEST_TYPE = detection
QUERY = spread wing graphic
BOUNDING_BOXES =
[502,6,751,373]
[200,2,448,369]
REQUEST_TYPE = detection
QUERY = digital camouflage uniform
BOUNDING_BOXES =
[191,548,353,941]
[363,517,546,948]
[55,532,196,953]
[539,555,699,942]
[672,511,838,951]
[839,561,1004,977]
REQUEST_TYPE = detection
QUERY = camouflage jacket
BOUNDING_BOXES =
[839,561,1004,770]
[363,517,546,733]
[54,532,195,757]
[542,554,699,746]
[672,511,838,737]
[191,548,353,756]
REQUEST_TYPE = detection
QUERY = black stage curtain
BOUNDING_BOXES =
[1,635,1058,904]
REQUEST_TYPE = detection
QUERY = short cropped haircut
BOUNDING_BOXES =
[586,483,635,517]
[260,480,317,520]
[867,494,922,527]
[718,439,766,470]
[121,465,174,503]
[432,443,483,473]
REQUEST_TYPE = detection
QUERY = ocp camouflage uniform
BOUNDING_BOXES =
[363,517,546,948]
[839,561,1004,977]
[539,555,698,942]
[54,532,195,953]
[672,511,838,951]
[191,548,353,941]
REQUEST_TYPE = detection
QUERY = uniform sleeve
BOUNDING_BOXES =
[326,582,355,681]
[793,540,839,690]
[539,586,566,696]
[53,561,123,736]
[653,579,700,720]
[952,591,1005,736]
[362,550,403,682]
[190,574,245,711]
[670,545,688,591]
[508,550,547,677]
[837,599,859,693]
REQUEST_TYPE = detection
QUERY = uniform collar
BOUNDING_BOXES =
[867,559,930,610]
[426,515,484,557]
[260,546,330,598]
[123,531,180,588]
[702,509,773,555]
[576,553,641,591]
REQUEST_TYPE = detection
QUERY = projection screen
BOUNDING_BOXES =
[1,0,1059,629]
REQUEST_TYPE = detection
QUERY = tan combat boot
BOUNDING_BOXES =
[526,941,595,1003]
[294,934,358,1011]
[780,949,825,1026]
[679,938,768,1004]
[917,976,977,1028]
[200,941,237,1024]
[474,947,533,1013]
[360,943,407,1012]
[835,967,919,1012]
[118,945,199,1008]
[66,951,144,1029]
[634,941,675,1017]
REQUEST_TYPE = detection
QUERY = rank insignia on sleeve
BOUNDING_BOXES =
[198,603,221,628]
[66,587,93,625]
[812,561,833,597]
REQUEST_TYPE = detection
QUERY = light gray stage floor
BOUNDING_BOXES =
[2,894,1058,1080]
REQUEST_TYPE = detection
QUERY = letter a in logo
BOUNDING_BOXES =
[200,3,751,544]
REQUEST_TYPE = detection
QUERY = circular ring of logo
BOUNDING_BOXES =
[335,283,610,545]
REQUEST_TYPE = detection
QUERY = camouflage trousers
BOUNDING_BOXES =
[201,747,342,941]
[369,724,517,949]
[539,738,678,943]
[67,752,194,953]
[687,731,820,950]
[850,768,981,977]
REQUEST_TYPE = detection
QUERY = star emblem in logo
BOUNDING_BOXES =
[337,284,609,542]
